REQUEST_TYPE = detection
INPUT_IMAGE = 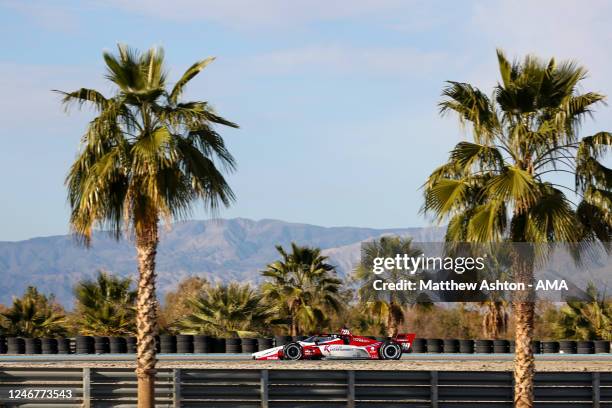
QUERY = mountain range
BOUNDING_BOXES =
[0,218,443,307]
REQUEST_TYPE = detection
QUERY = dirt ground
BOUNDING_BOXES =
[0,358,610,372]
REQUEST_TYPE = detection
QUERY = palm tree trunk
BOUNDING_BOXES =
[512,244,535,408]
[135,222,159,408]
[513,301,535,408]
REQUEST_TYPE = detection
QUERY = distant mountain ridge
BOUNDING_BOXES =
[0,218,444,306]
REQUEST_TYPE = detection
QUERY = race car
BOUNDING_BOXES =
[252,328,416,360]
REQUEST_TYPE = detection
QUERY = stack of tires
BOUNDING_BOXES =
[542,341,560,354]
[475,340,493,354]
[126,337,137,354]
[240,338,257,354]
[595,340,611,354]
[577,341,594,354]
[443,339,459,353]
[225,338,241,353]
[257,338,273,351]
[24,338,41,354]
[94,337,109,354]
[176,335,193,354]
[559,340,577,354]
[109,337,127,353]
[426,339,443,353]
[76,336,94,354]
[493,340,510,354]
[7,338,25,354]
[41,338,58,354]
[212,338,226,353]
[459,339,474,353]
[159,335,177,354]
[193,335,212,353]
[411,338,426,353]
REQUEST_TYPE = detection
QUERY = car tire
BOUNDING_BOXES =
[379,341,402,360]
[282,342,303,360]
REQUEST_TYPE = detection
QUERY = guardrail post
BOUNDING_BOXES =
[593,372,600,408]
[173,369,181,408]
[430,371,438,408]
[261,369,269,408]
[82,368,90,408]
[347,370,355,408]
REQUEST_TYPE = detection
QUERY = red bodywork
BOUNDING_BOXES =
[252,330,416,360]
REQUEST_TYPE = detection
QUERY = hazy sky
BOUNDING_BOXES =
[1,0,612,241]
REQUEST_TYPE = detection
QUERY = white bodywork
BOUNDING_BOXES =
[252,340,374,360]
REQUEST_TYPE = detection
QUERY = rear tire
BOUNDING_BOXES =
[282,342,303,360]
[379,341,402,360]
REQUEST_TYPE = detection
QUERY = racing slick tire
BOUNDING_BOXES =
[379,341,402,360]
[282,342,304,360]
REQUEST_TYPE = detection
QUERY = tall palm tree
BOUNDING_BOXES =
[423,50,611,408]
[74,271,137,336]
[0,287,66,337]
[176,282,275,337]
[262,243,343,336]
[58,44,237,407]
[352,236,423,337]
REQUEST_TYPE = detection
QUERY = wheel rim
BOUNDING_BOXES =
[385,345,398,358]
[286,345,300,359]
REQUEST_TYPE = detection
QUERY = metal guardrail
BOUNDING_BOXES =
[0,368,610,407]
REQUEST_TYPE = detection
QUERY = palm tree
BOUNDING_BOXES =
[0,287,66,337]
[58,44,237,407]
[553,282,611,340]
[176,282,275,337]
[74,271,137,336]
[423,50,611,408]
[262,243,343,336]
[352,236,423,337]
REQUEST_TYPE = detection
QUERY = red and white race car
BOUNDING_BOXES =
[252,329,416,360]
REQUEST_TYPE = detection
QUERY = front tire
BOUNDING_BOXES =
[282,342,304,360]
[379,341,402,360]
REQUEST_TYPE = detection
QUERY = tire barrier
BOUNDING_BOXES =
[93,336,109,354]
[2,336,610,355]
[109,337,127,354]
[542,341,560,354]
[559,340,577,354]
[176,334,193,354]
[57,338,71,354]
[459,339,474,354]
[225,338,241,353]
[595,340,611,354]
[212,337,226,353]
[257,337,273,351]
[274,335,292,347]
[7,337,25,354]
[577,340,594,354]
[75,336,93,354]
[411,338,426,353]
[160,335,177,354]
[41,338,58,354]
[443,339,459,353]
[126,337,137,354]
[193,335,211,353]
[493,339,510,354]
[426,339,443,353]
[240,338,257,354]
[25,338,42,354]
[475,340,493,354]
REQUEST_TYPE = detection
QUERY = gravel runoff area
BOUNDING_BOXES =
[0,354,611,372]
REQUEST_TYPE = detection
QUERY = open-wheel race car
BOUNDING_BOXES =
[252,328,416,360]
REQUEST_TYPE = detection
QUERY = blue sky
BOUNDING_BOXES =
[1,0,612,241]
